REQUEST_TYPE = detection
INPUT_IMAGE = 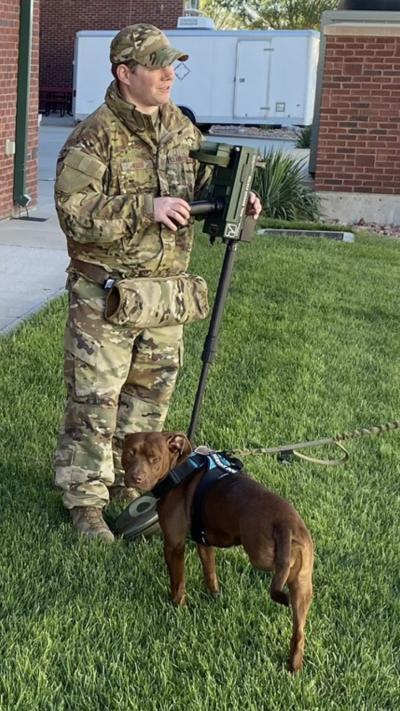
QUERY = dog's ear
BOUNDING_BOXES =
[121,433,134,469]
[163,432,192,460]
[123,433,134,448]
[122,433,138,453]
[122,433,142,466]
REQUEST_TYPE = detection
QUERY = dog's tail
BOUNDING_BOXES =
[270,525,291,607]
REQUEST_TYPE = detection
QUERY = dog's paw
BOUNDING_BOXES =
[172,593,187,607]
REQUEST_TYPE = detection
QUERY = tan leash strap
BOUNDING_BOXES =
[292,442,349,466]
[226,419,400,466]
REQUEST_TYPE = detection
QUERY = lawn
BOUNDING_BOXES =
[0,227,399,710]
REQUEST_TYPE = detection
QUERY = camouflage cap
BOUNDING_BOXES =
[110,23,188,68]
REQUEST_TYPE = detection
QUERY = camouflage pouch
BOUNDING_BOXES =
[104,274,209,328]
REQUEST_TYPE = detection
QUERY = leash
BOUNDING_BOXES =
[223,419,400,467]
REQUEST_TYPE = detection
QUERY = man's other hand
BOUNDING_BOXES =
[246,192,262,219]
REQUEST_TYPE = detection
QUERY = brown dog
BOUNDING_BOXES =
[122,431,314,672]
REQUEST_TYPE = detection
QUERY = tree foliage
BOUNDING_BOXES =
[200,1,339,30]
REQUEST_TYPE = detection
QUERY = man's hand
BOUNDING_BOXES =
[154,197,191,232]
[246,192,262,220]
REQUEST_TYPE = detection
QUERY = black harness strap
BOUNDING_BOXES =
[151,453,207,500]
[190,452,243,546]
[151,451,243,546]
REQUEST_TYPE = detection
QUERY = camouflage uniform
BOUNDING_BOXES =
[54,26,211,511]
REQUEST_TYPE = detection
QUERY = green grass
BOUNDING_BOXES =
[1,229,400,710]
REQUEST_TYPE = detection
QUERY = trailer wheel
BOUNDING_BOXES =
[178,106,196,125]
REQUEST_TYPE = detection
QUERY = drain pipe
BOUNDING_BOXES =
[13,0,34,208]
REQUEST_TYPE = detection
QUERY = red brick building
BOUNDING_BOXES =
[40,0,185,92]
[313,10,400,224]
[0,0,39,219]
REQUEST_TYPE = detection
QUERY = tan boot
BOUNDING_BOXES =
[70,506,115,543]
[108,485,139,504]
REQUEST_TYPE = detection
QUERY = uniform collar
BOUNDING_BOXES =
[105,81,177,142]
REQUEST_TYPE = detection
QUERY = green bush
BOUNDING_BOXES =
[253,150,320,221]
[296,125,312,148]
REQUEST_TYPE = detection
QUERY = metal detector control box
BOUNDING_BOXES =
[190,142,260,243]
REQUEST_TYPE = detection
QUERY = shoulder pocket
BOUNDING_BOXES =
[56,148,106,194]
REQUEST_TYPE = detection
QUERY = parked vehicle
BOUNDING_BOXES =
[72,17,320,127]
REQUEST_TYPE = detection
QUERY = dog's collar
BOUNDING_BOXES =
[151,453,206,500]
[151,451,241,500]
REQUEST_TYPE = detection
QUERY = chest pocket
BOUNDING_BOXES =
[117,150,157,195]
[166,151,195,200]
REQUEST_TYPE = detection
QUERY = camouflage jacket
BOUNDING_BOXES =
[55,81,211,278]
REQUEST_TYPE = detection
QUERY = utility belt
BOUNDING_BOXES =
[70,258,209,329]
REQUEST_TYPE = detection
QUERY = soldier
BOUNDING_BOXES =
[54,23,261,542]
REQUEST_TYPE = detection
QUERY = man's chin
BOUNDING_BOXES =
[157,93,171,104]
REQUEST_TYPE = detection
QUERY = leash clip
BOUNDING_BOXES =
[277,450,294,465]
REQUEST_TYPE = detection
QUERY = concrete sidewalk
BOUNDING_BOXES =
[0,117,74,334]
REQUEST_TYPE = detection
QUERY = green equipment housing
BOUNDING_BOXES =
[190,141,260,243]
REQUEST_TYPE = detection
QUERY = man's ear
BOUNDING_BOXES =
[163,432,192,460]
[115,63,131,86]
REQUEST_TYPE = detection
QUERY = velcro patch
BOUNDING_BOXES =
[63,148,106,179]
[57,149,106,194]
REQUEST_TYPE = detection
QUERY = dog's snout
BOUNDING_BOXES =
[124,465,144,484]
[129,468,142,480]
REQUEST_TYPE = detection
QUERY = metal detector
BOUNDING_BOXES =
[187,141,261,441]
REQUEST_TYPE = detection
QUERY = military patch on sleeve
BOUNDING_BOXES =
[56,148,106,194]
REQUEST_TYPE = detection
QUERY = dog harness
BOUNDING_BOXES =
[151,451,243,545]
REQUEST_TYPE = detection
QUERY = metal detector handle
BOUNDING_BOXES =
[190,199,225,216]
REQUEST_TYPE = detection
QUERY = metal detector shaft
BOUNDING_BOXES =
[188,239,239,442]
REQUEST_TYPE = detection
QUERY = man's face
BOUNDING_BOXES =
[117,63,175,114]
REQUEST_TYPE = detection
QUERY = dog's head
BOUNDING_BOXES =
[122,431,192,492]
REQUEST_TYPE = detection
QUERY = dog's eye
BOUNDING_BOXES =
[150,456,161,465]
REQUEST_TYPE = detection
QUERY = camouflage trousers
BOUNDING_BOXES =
[55,273,183,509]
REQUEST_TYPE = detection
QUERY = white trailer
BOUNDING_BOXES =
[72,20,320,127]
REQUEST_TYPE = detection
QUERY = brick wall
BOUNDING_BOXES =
[0,0,39,219]
[315,24,400,194]
[40,0,185,90]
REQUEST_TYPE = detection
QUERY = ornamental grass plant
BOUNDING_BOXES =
[296,125,312,149]
[253,150,320,221]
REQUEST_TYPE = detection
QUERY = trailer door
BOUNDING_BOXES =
[233,40,272,118]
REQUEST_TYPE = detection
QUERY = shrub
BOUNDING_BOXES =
[296,125,312,148]
[253,150,320,221]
